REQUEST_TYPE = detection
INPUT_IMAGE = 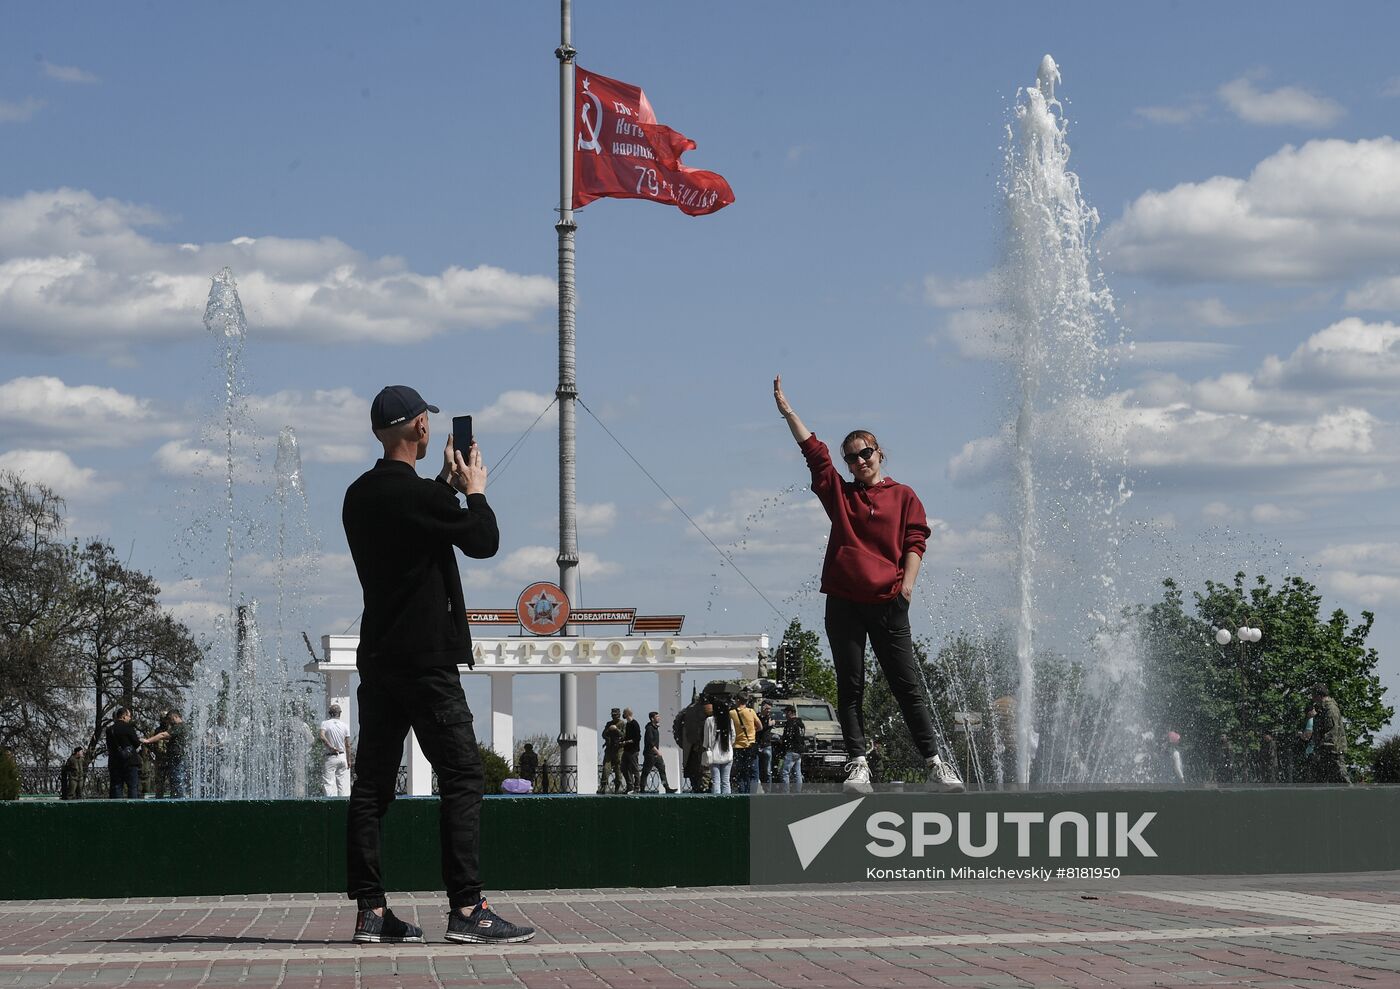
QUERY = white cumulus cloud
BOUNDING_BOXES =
[1345,276,1400,311]
[1103,138,1400,282]
[1218,76,1345,127]
[950,318,1400,494]
[576,502,617,534]
[474,390,558,434]
[490,545,620,584]
[0,189,555,354]
[0,448,117,501]
[0,375,177,446]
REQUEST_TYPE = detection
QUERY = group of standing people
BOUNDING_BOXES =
[696,695,809,794]
[1161,682,1353,787]
[602,708,677,793]
[61,707,188,801]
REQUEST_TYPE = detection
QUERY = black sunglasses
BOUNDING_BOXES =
[842,447,877,465]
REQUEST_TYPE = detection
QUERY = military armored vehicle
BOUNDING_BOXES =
[674,676,846,783]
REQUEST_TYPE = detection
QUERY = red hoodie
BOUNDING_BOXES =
[800,434,931,603]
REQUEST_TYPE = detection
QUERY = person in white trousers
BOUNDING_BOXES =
[321,704,353,796]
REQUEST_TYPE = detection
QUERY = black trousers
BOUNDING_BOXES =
[641,752,670,790]
[825,593,938,760]
[347,664,485,912]
[108,762,139,799]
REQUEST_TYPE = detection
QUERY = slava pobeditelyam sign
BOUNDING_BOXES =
[470,585,684,636]
[573,67,734,216]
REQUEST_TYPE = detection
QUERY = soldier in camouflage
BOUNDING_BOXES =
[1309,682,1351,786]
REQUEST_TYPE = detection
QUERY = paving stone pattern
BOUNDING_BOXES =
[2,874,1399,987]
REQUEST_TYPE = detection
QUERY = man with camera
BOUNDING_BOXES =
[342,385,535,945]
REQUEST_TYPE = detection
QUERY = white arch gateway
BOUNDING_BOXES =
[308,626,766,795]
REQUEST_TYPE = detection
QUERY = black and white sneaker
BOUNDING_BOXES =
[353,907,425,944]
[445,898,536,944]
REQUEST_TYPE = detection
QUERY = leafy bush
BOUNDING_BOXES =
[0,748,20,801]
[1373,735,1400,785]
[479,744,511,794]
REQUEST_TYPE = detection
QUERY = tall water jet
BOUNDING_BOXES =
[1003,56,1129,786]
[204,267,248,626]
[273,425,308,665]
[182,268,315,798]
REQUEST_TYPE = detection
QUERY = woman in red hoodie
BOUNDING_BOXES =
[774,375,964,795]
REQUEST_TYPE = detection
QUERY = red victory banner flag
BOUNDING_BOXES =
[573,67,734,217]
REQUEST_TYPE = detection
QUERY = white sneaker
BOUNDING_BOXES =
[927,756,965,793]
[842,756,873,794]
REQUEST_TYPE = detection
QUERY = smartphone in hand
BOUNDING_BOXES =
[452,415,473,458]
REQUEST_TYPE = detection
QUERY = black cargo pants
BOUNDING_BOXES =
[347,663,485,912]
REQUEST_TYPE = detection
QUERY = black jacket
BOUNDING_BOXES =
[343,459,498,670]
[624,718,641,752]
[644,721,660,755]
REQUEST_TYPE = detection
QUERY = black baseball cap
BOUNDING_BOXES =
[370,385,439,430]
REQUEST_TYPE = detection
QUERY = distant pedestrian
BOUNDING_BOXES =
[730,695,758,793]
[704,700,734,794]
[1165,730,1185,785]
[1298,705,1318,782]
[146,710,190,798]
[1258,733,1280,785]
[756,701,775,793]
[641,711,676,793]
[517,743,539,791]
[320,704,353,797]
[1310,683,1351,785]
[777,705,806,793]
[622,708,641,793]
[60,747,86,800]
[677,703,707,793]
[105,707,160,799]
[602,709,626,793]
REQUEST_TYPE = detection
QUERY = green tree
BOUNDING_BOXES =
[69,540,202,758]
[777,619,836,705]
[0,474,84,767]
[478,744,510,794]
[1137,573,1391,778]
[1373,735,1400,785]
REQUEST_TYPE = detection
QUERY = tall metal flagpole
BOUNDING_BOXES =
[555,0,581,789]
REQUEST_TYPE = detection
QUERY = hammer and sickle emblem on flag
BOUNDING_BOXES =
[577,77,604,154]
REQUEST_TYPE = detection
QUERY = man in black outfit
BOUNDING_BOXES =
[622,708,642,792]
[342,385,534,946]
[106,707,155,799]
[641,711,676,793]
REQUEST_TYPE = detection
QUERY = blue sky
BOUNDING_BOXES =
[5,2,1400,748]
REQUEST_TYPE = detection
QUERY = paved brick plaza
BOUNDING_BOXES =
[3,873,1399,988]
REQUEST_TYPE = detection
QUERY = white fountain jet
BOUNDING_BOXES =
[1036,54,1060,101]
[203,266,248,341]
[1004,54,1126,787]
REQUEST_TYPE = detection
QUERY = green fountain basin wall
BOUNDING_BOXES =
[2,789,1396,900]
